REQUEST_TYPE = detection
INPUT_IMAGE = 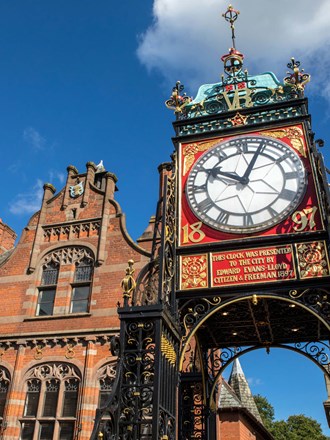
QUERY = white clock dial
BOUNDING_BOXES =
[186,135,306,234]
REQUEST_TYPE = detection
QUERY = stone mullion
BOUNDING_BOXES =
[77,339,97,440]
[5,343,26,440]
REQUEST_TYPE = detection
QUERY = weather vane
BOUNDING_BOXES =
[222,4,240,50]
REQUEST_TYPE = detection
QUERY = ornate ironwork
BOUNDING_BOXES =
[158,160,177,310]
[133,260,160,306]
[179,297,221,340]
[165,81,192,115]
[206,341,330,409]
[289,288,330,321]
[179,378,207,440]
[284,57,311,96]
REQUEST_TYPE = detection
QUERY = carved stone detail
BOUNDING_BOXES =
[43,220,101,242]
[42,246,94,267]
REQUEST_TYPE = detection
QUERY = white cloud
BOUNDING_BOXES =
[248,377,263,387]
[9,179,44,215]
[48,170,65,185]
[23,127,46,151]
[138,0,330,97]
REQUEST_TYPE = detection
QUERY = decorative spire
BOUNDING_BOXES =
[228,358,263,423]
[222,4,240,50]
[221,5,245,78]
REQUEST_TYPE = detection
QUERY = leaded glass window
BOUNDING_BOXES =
[70,259,93,313]
[20,364,80,440]
[37,262,59,316]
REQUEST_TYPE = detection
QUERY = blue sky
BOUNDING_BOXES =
[1,0,330,434]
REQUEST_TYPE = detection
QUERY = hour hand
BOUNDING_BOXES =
[210,167,243,183]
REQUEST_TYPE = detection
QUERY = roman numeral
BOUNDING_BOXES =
[280,189,296,201]
[198,198,214,211]
[243,214,254,227]
[276,153,290,163]
[237,139,248,153]
[215,149,228,162]
[216,211,230,224]
[192,184,207,194]
[267,206,279,217]
[285,171,299,180]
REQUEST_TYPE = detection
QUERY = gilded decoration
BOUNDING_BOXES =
[296,241,330,279]
[228,111,248,126]
[263,126,306,157]
[181,255,208,290]
[34,345,43,360]
[161,334,177,366]
[65,343,75,359]
[183,139,223,176]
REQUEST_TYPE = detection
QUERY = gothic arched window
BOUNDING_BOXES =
[20,363,80,440]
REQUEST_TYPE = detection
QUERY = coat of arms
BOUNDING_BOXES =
[69,181,84,198]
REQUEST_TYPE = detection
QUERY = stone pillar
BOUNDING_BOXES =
[28,183,56,273]
[81,162,97,207]
[77,339,98,440]
[62,165,78,209]
[5,342,26,440]
[97,172,117,265]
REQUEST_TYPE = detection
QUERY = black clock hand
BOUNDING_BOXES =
[210,167,244,183]
[241,141,266,183]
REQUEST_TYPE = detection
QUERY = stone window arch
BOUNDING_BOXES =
[96,362,117,436]
[36,247,94,317]
[20,363,81,440]
[97,363,116,410]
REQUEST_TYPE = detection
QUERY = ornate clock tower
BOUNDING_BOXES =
[92,5,330,440]
[167,4,330,439]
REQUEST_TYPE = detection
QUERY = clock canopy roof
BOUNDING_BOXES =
[165,5,311,121]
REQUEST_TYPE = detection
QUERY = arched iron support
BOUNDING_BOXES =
[208,340,330,410]
[179,291,330,371]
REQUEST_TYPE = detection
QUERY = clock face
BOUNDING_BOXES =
[185,135,307,234]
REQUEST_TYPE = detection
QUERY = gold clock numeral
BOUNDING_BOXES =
[292,206,317,232]
[182,222,206,244]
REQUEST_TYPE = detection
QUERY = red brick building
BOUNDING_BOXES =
[0,160,273,439]
[0,162,154,440]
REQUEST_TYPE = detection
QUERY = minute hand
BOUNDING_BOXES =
[241,142,266,182]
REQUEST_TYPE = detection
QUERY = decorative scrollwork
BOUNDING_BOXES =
[165,81,192,115]
[295,341,330,368]
[289,288,330,320]
[179,380,206,440]
[133,260,160,306]
[180,297,221,338]
[284,57,311,96]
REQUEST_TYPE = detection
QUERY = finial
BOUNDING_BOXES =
[121,260,136,305]
[222,4,240,50]
[165,81,192,115]
[221,5,244,78]
[283,57,311,96]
